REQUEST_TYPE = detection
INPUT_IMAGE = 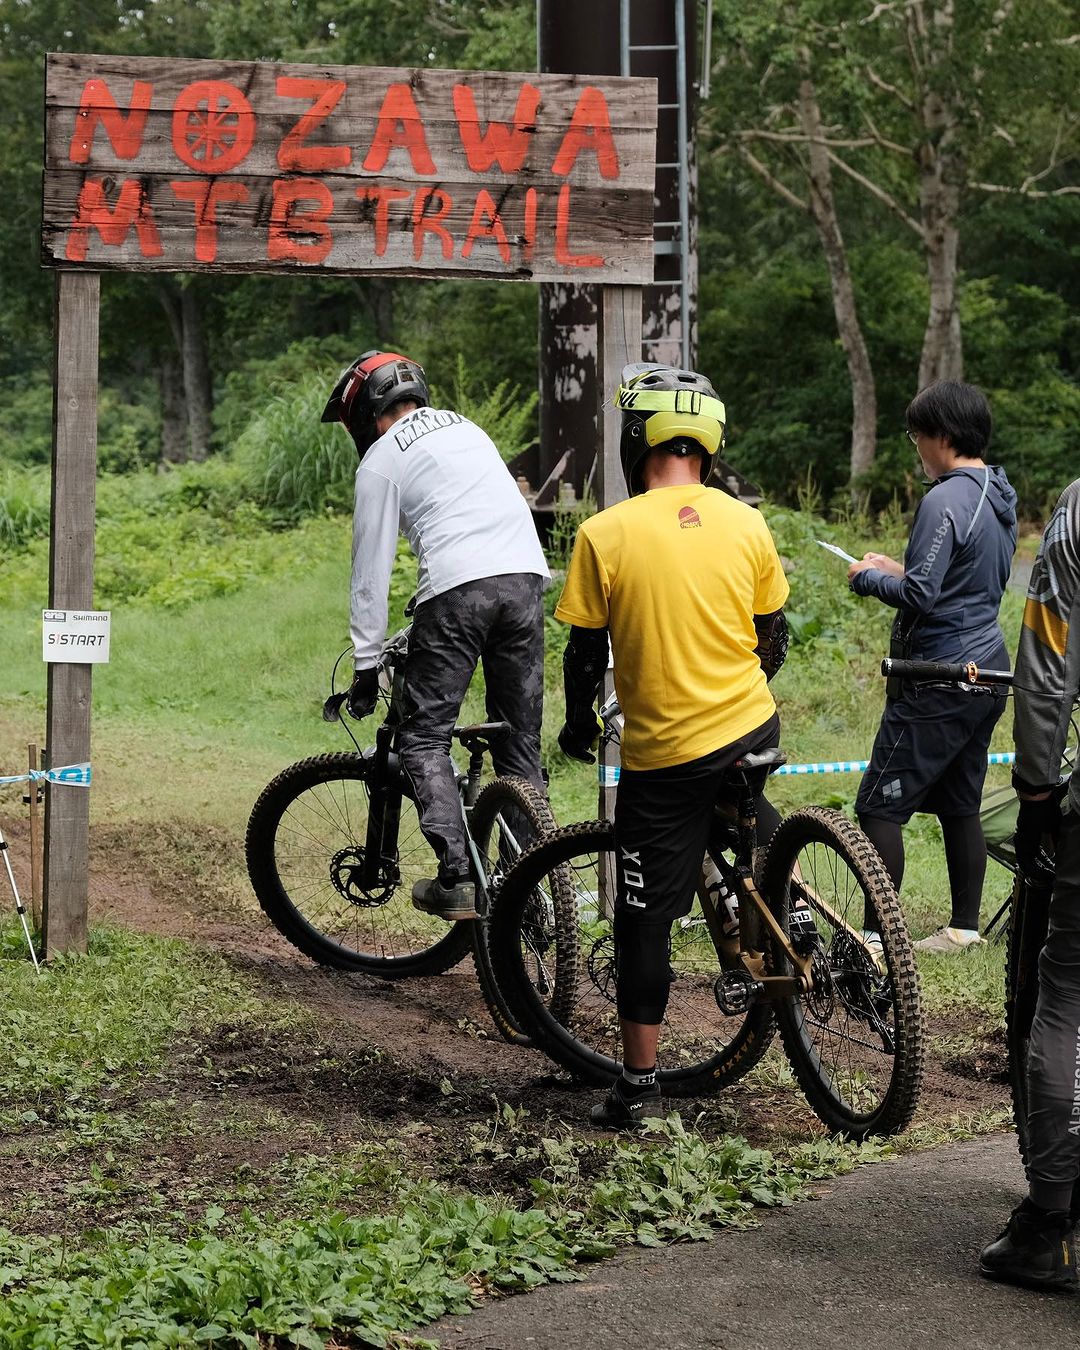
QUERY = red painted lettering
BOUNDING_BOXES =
[276,77,351,172]
[462,189,511,264]
[452,82,540,173]
[65,179,163,262]
[554,183,602,268]
[362,84,436,175]
[355,186,410,257]
[170,180,249,262]
[172,81,256,174]
[551,87,619,179]
[267,178,334,263]
[68,78,153,163]
[412,188,454,260]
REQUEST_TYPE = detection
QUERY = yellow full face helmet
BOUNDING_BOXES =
[615,363,727,496]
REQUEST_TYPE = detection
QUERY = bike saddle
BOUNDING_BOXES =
[735,748,787,772]
[454,721,511,750]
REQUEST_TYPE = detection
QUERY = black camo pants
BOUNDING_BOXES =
[398,573,546,877]
[1026,808,1080,1212]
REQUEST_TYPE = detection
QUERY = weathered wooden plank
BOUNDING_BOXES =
[41,170,654,283]
[595,284,641,916]
[46,110,657,189]
[43,52,657,283]
[43,270,99,959]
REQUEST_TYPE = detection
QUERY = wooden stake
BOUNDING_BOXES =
[43,270,100,959]
[27,743,43,932]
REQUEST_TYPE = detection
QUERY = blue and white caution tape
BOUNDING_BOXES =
[599,751,1015,787]
[0,763,92,788]
[775,760,869,776]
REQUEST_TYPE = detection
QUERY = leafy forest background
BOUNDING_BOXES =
[1,0,1078,536]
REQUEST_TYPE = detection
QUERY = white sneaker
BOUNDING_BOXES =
[913,926,985,953]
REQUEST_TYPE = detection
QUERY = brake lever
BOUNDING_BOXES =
[322,691,349,723]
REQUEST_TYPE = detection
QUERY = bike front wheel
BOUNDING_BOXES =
[762,807,923,1139]
[468,776,578,1046]
[246,753,472,977]
[1005,873,1052,1165]
[489,821,775,1093]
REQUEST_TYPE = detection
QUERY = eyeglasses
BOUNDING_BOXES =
[906,429,919,445]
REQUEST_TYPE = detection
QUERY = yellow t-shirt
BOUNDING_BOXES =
[555,484,789,771]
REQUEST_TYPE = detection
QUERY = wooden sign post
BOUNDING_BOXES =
[40,52,655,954]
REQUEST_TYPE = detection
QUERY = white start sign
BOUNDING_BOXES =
[42,609,111,663]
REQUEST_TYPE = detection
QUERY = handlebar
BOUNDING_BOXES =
[880,658,1014,688]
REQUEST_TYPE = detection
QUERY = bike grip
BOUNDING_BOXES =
[880,658,971,683]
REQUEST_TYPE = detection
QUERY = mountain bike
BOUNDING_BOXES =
[245,617,577,1045]
[882,654,1072,1166]
[490,701,924,1140]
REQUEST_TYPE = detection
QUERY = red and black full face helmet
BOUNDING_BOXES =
[321,350,429,459]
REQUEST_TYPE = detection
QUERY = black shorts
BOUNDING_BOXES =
[855,685,1006,823]
[613,714,781,925]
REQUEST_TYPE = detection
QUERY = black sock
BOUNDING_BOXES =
[619,1063,657,1096]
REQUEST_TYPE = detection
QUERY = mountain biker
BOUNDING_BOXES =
[321,350,549,921]
[847,381,1017,953]
[554,362,790,1129]
[980,476,1080,1291]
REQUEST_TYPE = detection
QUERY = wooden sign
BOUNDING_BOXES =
[42,53,657,283]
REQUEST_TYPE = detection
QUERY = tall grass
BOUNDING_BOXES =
[0,467,50,549]
[439,352,538,462]
[233,373,357,521]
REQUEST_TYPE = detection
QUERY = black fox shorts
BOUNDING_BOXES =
[856,684,1006,823]
[612,714,780,1025]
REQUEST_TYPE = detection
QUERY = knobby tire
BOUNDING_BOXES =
[246,752,472,977]
[489,820,776,1093]
[1004,873,1052,1165]
[468,776,578,1047]
[761,807,923,1139]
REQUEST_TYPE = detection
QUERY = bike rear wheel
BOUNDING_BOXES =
[1005,873,1052,1165]
[762,807,923,1139]
[489,821,775,1093]
[246,752,472,977]
[469,777,578,1046]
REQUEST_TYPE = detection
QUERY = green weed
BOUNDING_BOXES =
[0,925,301,1137]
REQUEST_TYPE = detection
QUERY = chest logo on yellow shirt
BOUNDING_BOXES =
[678,506,702,529]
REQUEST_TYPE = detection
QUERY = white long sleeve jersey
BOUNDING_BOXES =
[350,407,549,666]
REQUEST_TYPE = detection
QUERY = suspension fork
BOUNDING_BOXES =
[360,672,406,889]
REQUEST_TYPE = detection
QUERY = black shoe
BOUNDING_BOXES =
[412,873,478,922]
[589,1077,665,1131]
[979,1198,1078,1292]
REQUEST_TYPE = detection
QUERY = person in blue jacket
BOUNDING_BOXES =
[848,381,1018,953]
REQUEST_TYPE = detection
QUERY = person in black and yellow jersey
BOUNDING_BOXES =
[554,363,790,1129]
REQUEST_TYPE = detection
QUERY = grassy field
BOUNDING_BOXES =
[0,479,1029,1346]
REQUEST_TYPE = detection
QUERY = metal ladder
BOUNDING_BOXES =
[620,0,692,369]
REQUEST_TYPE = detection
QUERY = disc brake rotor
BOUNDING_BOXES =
[330,847,393,908]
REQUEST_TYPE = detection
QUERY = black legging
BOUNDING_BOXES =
[858,812,987,931]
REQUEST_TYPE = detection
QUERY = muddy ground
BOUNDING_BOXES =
[0,814,1013,1239]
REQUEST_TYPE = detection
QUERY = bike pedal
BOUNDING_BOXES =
[713,971,764,1016]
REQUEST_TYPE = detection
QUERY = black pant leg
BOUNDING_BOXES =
[480,573,546,789]
[397,582,491,876]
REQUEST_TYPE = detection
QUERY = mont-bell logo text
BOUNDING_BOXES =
[678,506,702,529]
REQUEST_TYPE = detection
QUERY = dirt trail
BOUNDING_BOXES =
[0,808,1012,1140]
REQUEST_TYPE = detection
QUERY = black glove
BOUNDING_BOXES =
[558,709,603,764]
[345,667,379,720]
[1014,791,1065,888]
